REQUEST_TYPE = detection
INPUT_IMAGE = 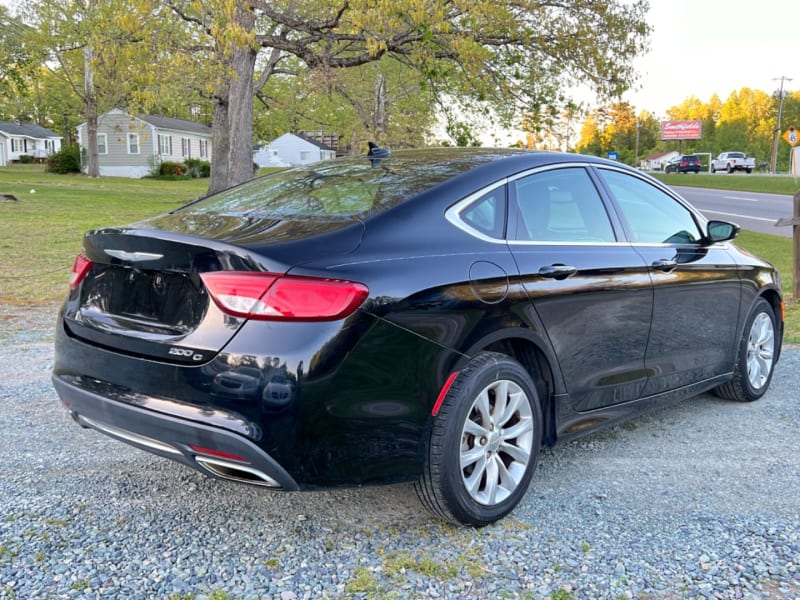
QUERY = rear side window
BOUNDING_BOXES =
[598,169,703,244]
[461,187,507,239]
[512,167,616,243]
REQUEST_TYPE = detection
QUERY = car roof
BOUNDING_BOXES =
[169,148,634,223]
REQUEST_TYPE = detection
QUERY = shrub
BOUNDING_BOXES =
[45,145,82,174]
[18,154,35,164]
[184,158,211,178]
[158,161,187,177]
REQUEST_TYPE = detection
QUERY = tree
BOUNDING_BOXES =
[0,6,38,120]
[716,88,773,161]
[170,0,650,192]
[22,0,205,176]
[255,59,437,152]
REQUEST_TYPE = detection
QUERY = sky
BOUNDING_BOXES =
[622,0,800,117]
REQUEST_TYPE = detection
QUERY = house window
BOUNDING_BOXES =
[181,138,191,158]
[11,138,26,153]
[158,134,172,155]
[97,133,107,155]
[199,140,208,158]
[300,151,311,161]
[128,133,139,154]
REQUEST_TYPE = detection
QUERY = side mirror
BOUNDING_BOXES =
[706,220,740,243]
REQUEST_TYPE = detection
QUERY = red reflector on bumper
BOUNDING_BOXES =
[432,371,459,416]
[189,445,249,463]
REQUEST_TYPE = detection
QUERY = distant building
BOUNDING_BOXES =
[76,108,212,178]
[0,122,62,166]
[640,150,679,171]
[255,133,337,168]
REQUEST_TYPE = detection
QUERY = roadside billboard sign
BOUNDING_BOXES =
[661,120,702,141]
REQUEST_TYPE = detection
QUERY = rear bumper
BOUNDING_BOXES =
[52,374,299,491]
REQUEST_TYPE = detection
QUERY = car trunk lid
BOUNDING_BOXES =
[63,218,364,364]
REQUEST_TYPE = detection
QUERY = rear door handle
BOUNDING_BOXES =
[538,264,577,280]
[652,258,677,271]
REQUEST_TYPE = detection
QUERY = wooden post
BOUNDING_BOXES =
[774,190,800,300]
[795,191,800,300]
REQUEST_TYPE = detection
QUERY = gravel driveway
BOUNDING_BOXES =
[1,307,798,599]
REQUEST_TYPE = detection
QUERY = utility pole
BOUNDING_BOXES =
[770,76,793,174]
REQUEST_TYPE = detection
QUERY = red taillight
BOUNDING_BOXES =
[200,271,369,321]
[69,253,94,290]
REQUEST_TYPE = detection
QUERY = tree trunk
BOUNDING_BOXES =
[208,94,230,195]
[373,73,387,141]
[84,44,99,178]
[207,2,256,194]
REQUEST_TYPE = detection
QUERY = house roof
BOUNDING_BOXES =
[0,122,61,139]
[139,114,212,136]
[294,132,336,152]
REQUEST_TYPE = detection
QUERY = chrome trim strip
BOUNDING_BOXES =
[104,249,164,262]
[79,415,181,455]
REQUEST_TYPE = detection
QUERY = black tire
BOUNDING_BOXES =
[414,352,543,527]
[727,164,733,173]
[714,298,777,402]
[746,168,752,174]
[711,165,716,173]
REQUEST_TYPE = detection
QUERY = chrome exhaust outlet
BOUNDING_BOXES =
[194,456,282,488]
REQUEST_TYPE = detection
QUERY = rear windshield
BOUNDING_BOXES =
[168,150,522,222]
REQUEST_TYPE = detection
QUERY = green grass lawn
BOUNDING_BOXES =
[652,172,800,195]
[2,163,799,341]
[0,165,207,305]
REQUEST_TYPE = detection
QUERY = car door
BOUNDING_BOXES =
[595,167,742,396]
[507,165,654,412]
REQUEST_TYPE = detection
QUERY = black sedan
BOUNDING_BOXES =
[53,149,782,526]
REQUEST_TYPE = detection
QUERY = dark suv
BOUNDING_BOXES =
[665,154,702,174]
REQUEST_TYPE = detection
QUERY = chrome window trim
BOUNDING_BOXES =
[508,240,631,247]
[446,161,712,248]
[445,179,509,244]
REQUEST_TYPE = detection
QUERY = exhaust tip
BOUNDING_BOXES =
[194,456,282,488]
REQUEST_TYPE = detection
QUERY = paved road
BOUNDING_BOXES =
[672,184,795,238]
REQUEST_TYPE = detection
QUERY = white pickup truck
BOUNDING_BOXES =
[710,152,756,174]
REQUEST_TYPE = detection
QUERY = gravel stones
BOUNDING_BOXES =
[1,308,798,599]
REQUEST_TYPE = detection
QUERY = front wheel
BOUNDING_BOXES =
[415,352,543,526]
[711,164,716,173]
[714,298,777,402]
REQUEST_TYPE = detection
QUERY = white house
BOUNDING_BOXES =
[76,109,212,177]
[0,122,62,166]
[640,150,679,171]
[255,133,336,167]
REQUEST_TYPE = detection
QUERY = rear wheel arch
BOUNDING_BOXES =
[468,334,559,446]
